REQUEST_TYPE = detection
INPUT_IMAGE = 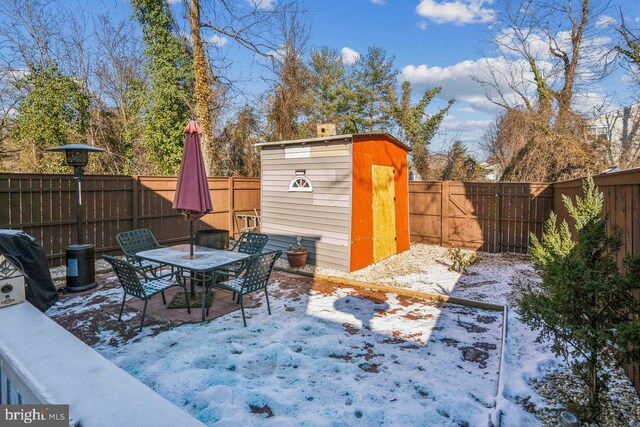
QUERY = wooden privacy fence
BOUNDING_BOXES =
[409,181,554,253]
[0,174,260,266]
[554,169,640,393]
[1,170,639,390]
[409,169,640,392]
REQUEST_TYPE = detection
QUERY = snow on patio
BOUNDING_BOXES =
[48,269,503,426]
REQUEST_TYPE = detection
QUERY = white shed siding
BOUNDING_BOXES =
[260,141,352,271]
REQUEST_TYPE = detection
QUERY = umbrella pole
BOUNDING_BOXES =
[189,220,194,259]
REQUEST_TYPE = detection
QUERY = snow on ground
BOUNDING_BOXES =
[278,244,535,307]
[282,245,561,424]
[48,244,640,425]
[48,271,504,426]
[105,286,502,426]
[280,244,639,426]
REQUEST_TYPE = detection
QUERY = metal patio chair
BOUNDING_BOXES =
[230,232,269,254]
[218,232,269,278]
[103,255,191,331]
[215,250,281,327]
[116,228,167,276]
[218,232,269,300]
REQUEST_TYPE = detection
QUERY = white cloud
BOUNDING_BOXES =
[495,27,551,59]
[267,45,287,62]
[248,0,275,10]
[416,0,496,25]
[208,34,228,47]
[402,53,609,130]
[442,118,493,132]
[458,106,477,113]
[341,47,360,65]
[369,0,386,4]
[595,15,616,29]
[400,58,540,113]
[417,20,428,30]
[573,91,608,116]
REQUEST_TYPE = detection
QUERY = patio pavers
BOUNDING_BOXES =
[47,270,252,344]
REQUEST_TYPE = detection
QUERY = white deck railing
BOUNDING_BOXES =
[0,302,204,427]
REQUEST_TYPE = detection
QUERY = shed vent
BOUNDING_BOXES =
[316,123,337,137]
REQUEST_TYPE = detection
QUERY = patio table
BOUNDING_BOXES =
[136,244,251,322]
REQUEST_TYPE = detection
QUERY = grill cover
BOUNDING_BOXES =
[0,230,58,311]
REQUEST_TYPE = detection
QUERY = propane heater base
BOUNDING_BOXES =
[65,244,96,292]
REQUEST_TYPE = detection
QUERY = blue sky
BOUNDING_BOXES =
[68,0,640,155]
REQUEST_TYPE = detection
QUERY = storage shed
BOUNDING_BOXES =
[257,133,410,272]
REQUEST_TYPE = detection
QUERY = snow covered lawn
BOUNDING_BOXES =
[48,270,504,426]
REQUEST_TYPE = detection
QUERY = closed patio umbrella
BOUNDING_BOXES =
[173,119,213,258]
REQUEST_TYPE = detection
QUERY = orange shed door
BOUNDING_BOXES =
[372,165,396,262]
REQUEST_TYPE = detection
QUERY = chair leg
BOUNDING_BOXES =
[206,288,212,317]
[201,285,206,322]
[265,288,271,315]
[140,299,148,332]
[161,291,167,305]
[240,295,247,327]
[183,287,191,314]
[118,293,127,321]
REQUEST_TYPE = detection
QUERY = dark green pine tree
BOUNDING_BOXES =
[389,81,453,179]
[350,46,396,133]
[306,47,351,133]
[519,177,640,420]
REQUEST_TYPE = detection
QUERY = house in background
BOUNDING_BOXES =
[587,103,640,168]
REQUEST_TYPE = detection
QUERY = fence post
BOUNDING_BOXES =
[132,176,139,230]
[228,176,234,237]
[497,183,502,253]
[441,181,450,248]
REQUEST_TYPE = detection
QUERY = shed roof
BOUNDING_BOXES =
[255,133,411,152]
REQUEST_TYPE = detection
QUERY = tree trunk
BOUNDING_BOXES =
[189,0,219,175]
[588,342,600,420]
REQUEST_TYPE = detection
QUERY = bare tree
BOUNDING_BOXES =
[607,15,640,169]
[478,0,613,181]
[92,15,147,174]
[482,0,612,121]
[186,0,297,173]
[0,0,63,70]
[265,3,311,140]
[218,105,260,176]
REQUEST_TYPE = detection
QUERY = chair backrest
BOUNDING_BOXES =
[240,250,281,294]
[103,255,147,298]
[236,233,269,255]
[116,229,162,260]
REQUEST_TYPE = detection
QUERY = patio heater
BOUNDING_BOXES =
[47,144,104,292]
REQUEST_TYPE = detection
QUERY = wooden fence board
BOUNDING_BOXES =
[552,169,640,392]
[0,174,261,265]
[409,181,553,254]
